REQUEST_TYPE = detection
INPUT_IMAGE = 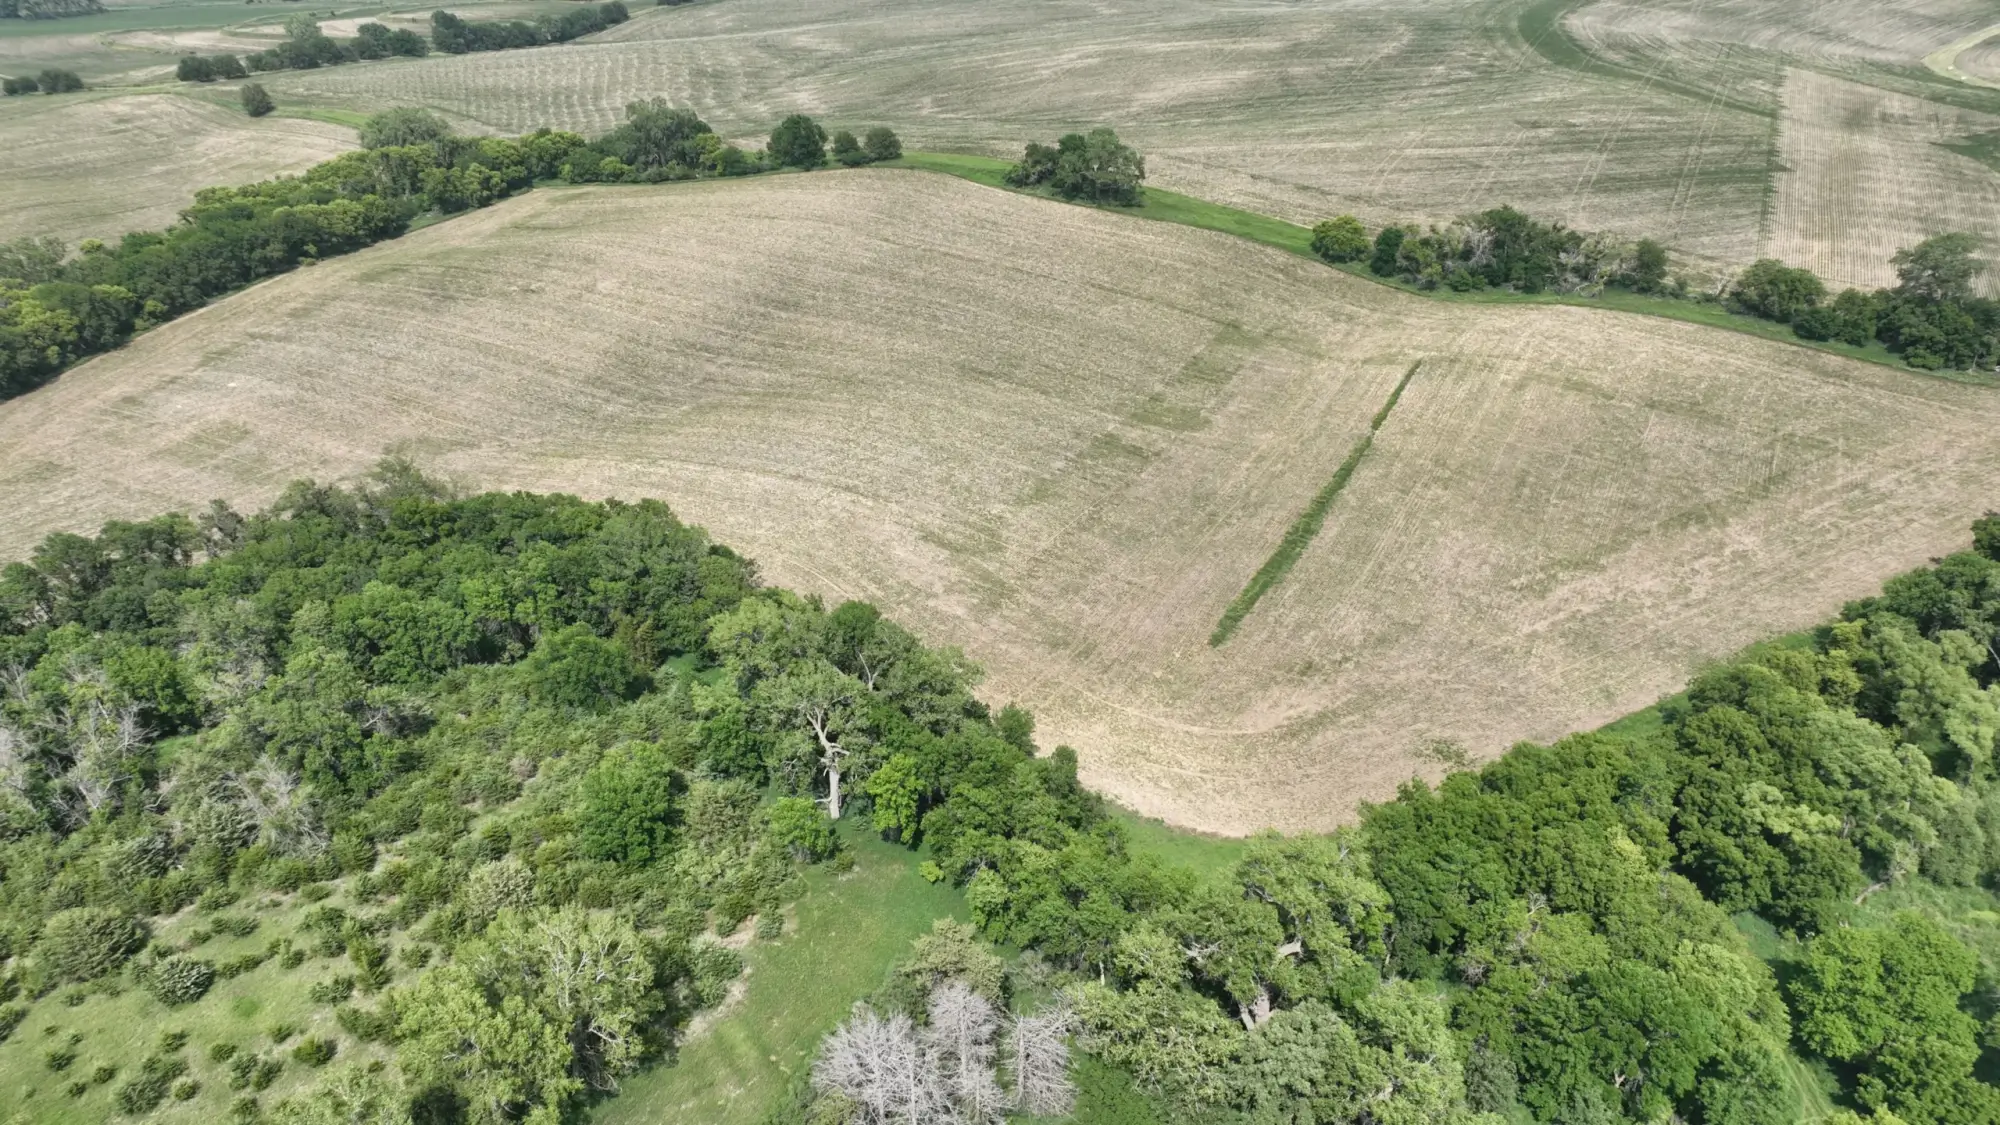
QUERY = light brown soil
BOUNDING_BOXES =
[4,171,1995,833]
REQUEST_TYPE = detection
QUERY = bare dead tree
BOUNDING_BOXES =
[1007,1002,1076,1117]
[924,982,1006,1125]
[234,758,327,856]
[812,1004,950,1125]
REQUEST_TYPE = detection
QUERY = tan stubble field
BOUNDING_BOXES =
[2,170,1996,832]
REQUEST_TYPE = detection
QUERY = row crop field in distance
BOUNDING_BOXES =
[2,170,1995,833]
[0,92,354,246]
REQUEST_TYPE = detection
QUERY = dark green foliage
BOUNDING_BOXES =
[38,907,146,981]
[291,1036,336,1066]
[358,107,453,150]
[1309,215,1369,264]
[602,98,713,172]
[175,53,244,82]
[429,3,626,54]
[521,623,642,708]
[1624,237,1670,292]
[862,126,902,162]
[579,742,683,864]
[769,114,828,168]
[830,129,866,167]
[240,82,274,118]
[1005,128,1145,204]
[1369,226,1405,276]
[1731,258,1826,322]
[113,1053,186,1114]
[353,21,428,59]
[2,75,39,95]
[36,67,81,93]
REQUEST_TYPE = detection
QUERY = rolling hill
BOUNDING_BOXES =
[3,168,1996,832]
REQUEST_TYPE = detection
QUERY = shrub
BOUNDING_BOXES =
[37,68,83,93]
[1310,216,1369,264]
[1369,226,1406,277]
[1731,258,1826,322]
[862,126,902,162]
[177,55,213,82]
[768,114,828,168]
[268,1021,301,1044]
[3,75,41,95]
[65,1079,88,1098]
[173,1077,200,1100]
[45,1046,78,1071]
[292,1036,336,1066]
[307,975,355,1004]
[144,956,216,1006]
[335,1003,397,1042]
[114,1054,186,1114]
[216,951,270,979]
[521,624,640,709]
[579,743,682,864]
[768,796,836,862]
[228,1051,283,1091]
[213,914,260,938]
[241,83,274,118]
[465,855,537,917]
[157,1029,188,1053]
[830,130,868,167]
[91,1063,116,1084]
[690,940,743,1007]
[39,908,146,982]
[209,1042,239,1063]
[0,1004,25,1043]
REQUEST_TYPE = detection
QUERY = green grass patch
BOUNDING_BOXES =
[1514,0,1773,118]
[1207,360,1420,646]
[1111,805,1247,879]
[594,823,966,1125]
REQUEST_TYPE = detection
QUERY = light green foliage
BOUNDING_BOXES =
[865,754,922,843]
[578,742,682,864]
[267,1066,412,1125]
[37,907,145,982]
[1731,258,1827,322]
[768,796,837,861]
[358,108,452,151]
[878,918,1004,1017]
[144,955,217,1006]
[1309,216,1369,264]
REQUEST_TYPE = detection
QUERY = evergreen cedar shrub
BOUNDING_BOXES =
[240,82,274,117]
[291,1037,336,1066]
[39,907,146,982]
[144,955,218,1006]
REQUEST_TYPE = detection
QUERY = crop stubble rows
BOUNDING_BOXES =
[2,172,1995,832]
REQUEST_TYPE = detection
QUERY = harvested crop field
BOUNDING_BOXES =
[0,93,355,247]
[4,171,1996,832]
[262,0,1778,270]
[1765,68,2000,292]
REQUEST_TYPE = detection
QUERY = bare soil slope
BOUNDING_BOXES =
[0,93,355,246]
[4,171,1995,832]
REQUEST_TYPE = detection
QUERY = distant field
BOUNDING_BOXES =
[0,92,353,246]
[250,0,1786,272]
[1765,68,2000,293]
[3,170,1995,833]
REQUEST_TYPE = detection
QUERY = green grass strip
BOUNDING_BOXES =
[1207,360,1421,647]
[885,153,1996,387]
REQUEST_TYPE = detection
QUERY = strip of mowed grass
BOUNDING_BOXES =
[1208,360,1419,646]
[886,153,1993,387]
[593,823,967,1125]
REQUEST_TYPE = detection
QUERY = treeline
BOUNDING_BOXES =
[1003,127,1146,205]
[1729,235,1998,370]
[0,0,102,18]
[0,68,82,95]
[767,513,2000,1125]
[6,474,2000,1124]
[1311,206,1997,372]
[0,464,1002,1122]
[0,103,899,403]
[172,7,629,84]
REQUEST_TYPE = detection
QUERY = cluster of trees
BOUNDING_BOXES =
[429,3,629,54]
[0,103,898,403]
[1003,128,1146,205]
[175,53,248,83]
[776,512,2000,1125]
[1322,205,1672,296]
[4,468,2000,1123]
[235,15,429,74]
[0,0,103,18]
[1,68,83,95]
[0,463,1028,1122]
[1731,233,1999,369]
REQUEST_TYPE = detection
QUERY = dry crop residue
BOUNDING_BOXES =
[3,171,1997,834]
[0,93,355,247]
[1765,68,2000,292]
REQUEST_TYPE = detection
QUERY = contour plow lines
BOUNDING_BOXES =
[1208,359,1422,647]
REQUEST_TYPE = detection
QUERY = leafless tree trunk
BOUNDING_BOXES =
[925,982,1005,1124]
[1008,1002,1076,1118]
